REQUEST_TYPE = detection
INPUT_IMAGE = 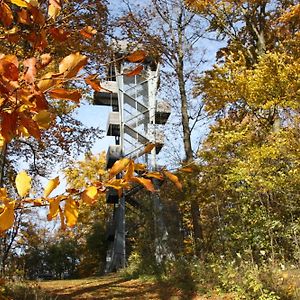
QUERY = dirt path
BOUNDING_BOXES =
[37,274,231,300]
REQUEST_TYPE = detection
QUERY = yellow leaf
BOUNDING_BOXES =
[37,72,57,92]
[64,198,78,227]
[0,201,15,233]
[44,176,60,198]
[124,160,134,181]
[10,0,28,7]
[59,52,87,79]
[134,163,146,172]
[47,196,61,221]
[48,5,60,19]
[15,171,31,197]
[163,170,183,191]
[81,186,98,205]
[33,110,52,129]
[33,198,43,206]
[109,158,131,179]
[131,177,155,192]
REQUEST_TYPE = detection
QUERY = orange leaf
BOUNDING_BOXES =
[0,59,19,81]
[1,112,18,142]
[109,158,131,179]
[80,26,97,39]
[47,196,61,221]
[20,115,41,139]
[0,3,13,27]
[17,9,31,24]
[0,201,15,233]
[134,163,146,172]
[143,143,155,154]
[59,52,87,79]
[49,89,81,103]
[49,27,69,42]
[131,177,155,192]
[81,186,98,205]
[180,167,194,173]
[64,198,78,227]
[84,75,102,92]
[145,172,164,181]
[126,50,147,63]
[163,170,183,191]
[124,160,134,181]
[23,57,37,84]
[125,65,143,77]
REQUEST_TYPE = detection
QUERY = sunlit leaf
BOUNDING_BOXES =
[44,176,60,198]
[47,196,61,221]
[0,188,7,199]
[23,57,37,83]
[48,0,61,20]
[64,198,78,227]
[33,110,52,129]
[0,3,13,27]
[49,88,81,103]
[126,50,147,63]
[84,75,102,92]
[179,167,194,173]
[143,143,155,154]
[0,58,19,81]
[163,170,183,191]
[145,172,164,181]
[15,171,31,198]
[10,0,28,7]
[1,112,18,142]
[131,177,155,192]
[49,27,69,42]
[124,160,134,181]
[134,163,146,172]
[81,186,98,205]
[125,65,143,77]
[80,26,97,39]
[59,52,87,79]
[109,158,131,179]
[20,116,41,139]
[37,72,58,91]
[0,201,15,233]
[40,53,52,68]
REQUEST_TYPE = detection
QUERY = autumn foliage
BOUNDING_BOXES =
[0,1,183,235]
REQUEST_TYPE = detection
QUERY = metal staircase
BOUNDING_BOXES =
[93,41,171,272]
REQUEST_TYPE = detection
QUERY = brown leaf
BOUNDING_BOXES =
[84,75,102,92]
[109,158,131,179]
[49,27,69,42]
[163,170,183,191]
[131,177,155,192]
[126,50,147,63]
[80,26,97,39]
[59,53,87,79]
[29,6,45,25]
[125,65,143,77]
[49,89,81,103]
[23,57,37,83]
[0,3,13,27]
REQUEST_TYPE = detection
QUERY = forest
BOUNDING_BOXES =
[0,0,300,299]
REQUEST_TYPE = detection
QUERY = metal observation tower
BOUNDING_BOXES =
[93,41,171,272]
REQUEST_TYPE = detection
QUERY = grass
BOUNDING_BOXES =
[35,273,233,300]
